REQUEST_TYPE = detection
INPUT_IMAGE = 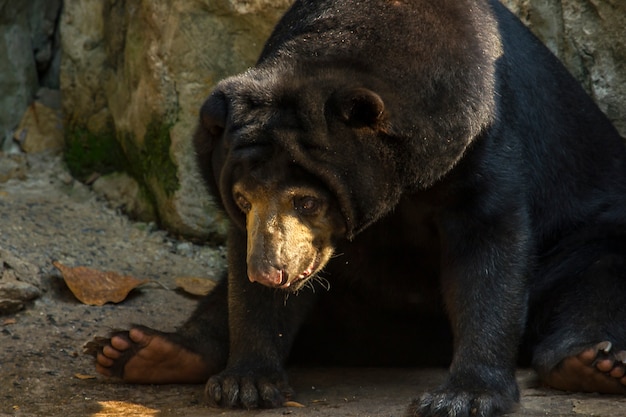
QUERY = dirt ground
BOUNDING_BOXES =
[1,153,626,417]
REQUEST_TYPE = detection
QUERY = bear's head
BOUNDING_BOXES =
[194,62,494,290]
[194,67,396,290]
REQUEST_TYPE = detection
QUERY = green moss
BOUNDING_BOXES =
[64,126,127,181]
[121,119,179,198]
[142,120,179,196]
[64,119,179,228]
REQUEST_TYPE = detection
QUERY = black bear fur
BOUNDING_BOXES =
[113,1,626,416]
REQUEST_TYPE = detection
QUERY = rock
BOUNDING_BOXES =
[0,0,63,150]
[0,7,39,150]
[30,0,63,89]
[0,154,28,183]
[0,299,26,314]
[91,172,157,222]
[0,248,42,314]
[13,101,64,153]
[35,87,62,110]
[0,281,40,302]
[60,0,292,241]
[0,248,41,289]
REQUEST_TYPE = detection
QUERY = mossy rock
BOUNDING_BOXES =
[64,125,127,182]
[121,119,179,198]
[64,118,180,229]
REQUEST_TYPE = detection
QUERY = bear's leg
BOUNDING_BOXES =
[407,205,531,417]
[84,278,230,384]
[530,251,626,394]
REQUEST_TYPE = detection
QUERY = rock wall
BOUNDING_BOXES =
[60,0,292,240]
[1,1,624,240]
[0,0,63,153]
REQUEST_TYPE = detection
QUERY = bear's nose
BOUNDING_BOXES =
[248,266,289,287]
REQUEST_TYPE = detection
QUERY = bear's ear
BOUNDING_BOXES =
[199,90,228,144]
[333,87,385,128]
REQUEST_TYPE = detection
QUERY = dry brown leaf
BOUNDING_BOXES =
[94,401,158,417]
[53,261,149,306]
[175,276,218,296]
[3,318,16,325]
[283,401,306,408]
[74,373,97,380]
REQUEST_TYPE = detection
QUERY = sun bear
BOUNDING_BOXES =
[87,0,626,416]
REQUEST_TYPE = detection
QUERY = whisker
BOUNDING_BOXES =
[313,275,331,291]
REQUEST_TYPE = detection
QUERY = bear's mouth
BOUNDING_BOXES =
[279,253,322,291]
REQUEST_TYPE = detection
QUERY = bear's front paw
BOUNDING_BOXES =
[406,377,519,417]
[205,369,294,409]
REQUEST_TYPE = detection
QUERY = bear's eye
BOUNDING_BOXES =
[294,196,321,216]
[234,193,251,213]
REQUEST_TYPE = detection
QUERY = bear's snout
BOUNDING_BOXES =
[247,265,289,287]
